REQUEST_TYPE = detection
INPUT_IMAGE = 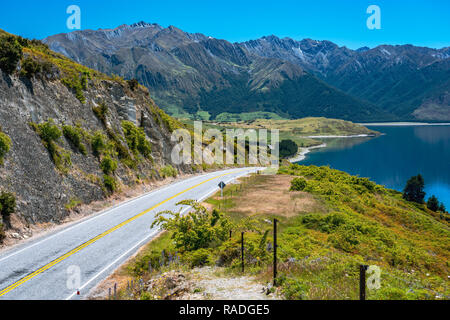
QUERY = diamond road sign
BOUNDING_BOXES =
[218,181,226,189]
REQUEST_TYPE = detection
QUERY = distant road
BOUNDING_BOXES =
[0,167,260,300]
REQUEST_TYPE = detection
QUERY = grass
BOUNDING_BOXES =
[118,165,449,300]
[64,198,81,211]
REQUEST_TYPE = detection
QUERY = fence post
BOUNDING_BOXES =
[273,218,278,286]
[360,265,368,300]
[241,232,244,273]
[114,283,117,300]
[229,230,232,239]
[108,287,111,300]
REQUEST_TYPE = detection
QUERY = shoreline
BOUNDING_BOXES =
[360,122,450,126]
[288,143,327,163]
[288,133,380,163]
[304,134,377,138]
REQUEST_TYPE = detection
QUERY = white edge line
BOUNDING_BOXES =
[0,169,237,263]
[65,168,257,300]
[65,229,160,300]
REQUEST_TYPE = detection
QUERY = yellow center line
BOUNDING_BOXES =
[0,170,242,297]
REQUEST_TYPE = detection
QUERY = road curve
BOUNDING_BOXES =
[0,167,261,300]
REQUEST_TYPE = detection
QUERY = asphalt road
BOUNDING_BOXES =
[0,167,261,300]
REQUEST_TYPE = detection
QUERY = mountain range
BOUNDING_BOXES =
[43,22,450,122]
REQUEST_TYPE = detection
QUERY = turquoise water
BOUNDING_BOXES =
[299,125,450,209]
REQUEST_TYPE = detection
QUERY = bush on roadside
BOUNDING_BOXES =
[151,201,232,252]
[160,165,177,178]
[103,174,117,194]
[0,191,16,220]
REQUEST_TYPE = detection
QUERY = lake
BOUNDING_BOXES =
[298,125,450,209]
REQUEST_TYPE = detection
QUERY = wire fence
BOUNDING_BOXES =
[106,217,448,300]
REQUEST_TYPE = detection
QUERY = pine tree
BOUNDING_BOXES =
[426,195,439,212]
[403,174,426,204]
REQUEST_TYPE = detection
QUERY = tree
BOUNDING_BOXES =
[0,36,23,74]
[279,139,298,159]
[438,202,446,213]
[426,195,439,212]
[403,174,425,204]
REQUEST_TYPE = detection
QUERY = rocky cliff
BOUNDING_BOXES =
[0,31,190,232]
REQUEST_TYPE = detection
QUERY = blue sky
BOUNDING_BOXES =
[0,0,448,49]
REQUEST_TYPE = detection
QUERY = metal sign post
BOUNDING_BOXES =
[218,181,226,198]
[273,218,278,286]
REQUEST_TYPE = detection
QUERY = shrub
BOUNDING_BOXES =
[80,71,89,90]
[103,174,117,194]
[0,191,16,220]
[121,121,152,158]
[151,200,232,252]
[0,131,11,164]
[91,131,107,157]
[100,156,118,175]
[63,125,87,155]
[106,127,131,160]
[281,278,307,300]
[61,75,86,104]
[31,119,71,172]
[92,103,108,126]
[127,78,139,91]
[160,165,177,178]
[0,35,23,74]
[65,198,81,211]
[20,57,41,78]
[184,248,211,268]
[290,177,307,191]
[36,119,62,143]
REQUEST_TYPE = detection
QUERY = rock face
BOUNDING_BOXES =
[0,68,189,226]
[43,23,389,122]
